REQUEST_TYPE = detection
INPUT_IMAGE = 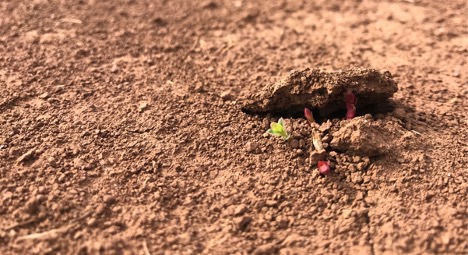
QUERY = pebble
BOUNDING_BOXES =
[138,102,149,112]
[352,156,361,163]
[289,139,299,149]
[25,195,46,215]
[244,142,257,153]
[322,134,332,143]
[351,172,363,184]
[393,108,407,119]
[299,139,306,148]
[86,218,97,227]
[234,216,252,231]
[220,90,233,101]
[48,157,58,168]
[266,200,278,207]
[103,195,116,205]
[234,204,247,216]
[357,162,367,171]
[16,148,36,164]
[110,64,119,73]
[342,209,353,219]
[252,243,277,255]
[73,158,85,169]
[319,120,332,132]
[309,149,326,165]
[355,192,364,201]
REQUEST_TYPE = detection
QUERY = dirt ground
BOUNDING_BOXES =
[0,0,467,254]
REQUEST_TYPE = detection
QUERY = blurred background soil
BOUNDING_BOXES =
[0,0,466,254]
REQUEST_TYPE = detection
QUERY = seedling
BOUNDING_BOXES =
[304,108,328,175]
[304,108,315,124]
[318,161,330,175]
[304,108,324,151]
[345,90,357,119]
[266,117,290,140]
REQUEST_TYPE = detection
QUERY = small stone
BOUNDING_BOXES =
[295,149,304,156]
[319,120,332,133]
[24,30,39,42]
[276,216,289,229]
[393,108,407,119]
[48,157,58,168]
[138,102,149,112]
[24,195,46,215]
[234,216,252,231]
[352,156,361,163]
[234,204,247,216]
[342,209,353,219]
[95,204,106,215]
[73,158,85,169]
[16,149,36,164]
[299,139,306,148]
[266,200,278,207]
[351,172,363,184]
[262,118,270,129]
[356,162,367,171]
[110,64,119,73]
[86,218,97,227]
[322,134,332,143]
[220,90,233,100]
[38,92,49,99]
[355,192,364,201]
[244,142,257,153]
[194,82,205,92]
[309,149,326,165]
[289,139,299,149]
[253,243,277,255]
[103,195,116,205]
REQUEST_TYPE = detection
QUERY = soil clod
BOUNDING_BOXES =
[242,67,398,117]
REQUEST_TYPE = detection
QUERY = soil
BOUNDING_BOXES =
[0,0,467,255]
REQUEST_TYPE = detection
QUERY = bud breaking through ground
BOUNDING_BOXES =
[304,108,315,124]
[318,161,330,175]
[345,90,357,119]
[304,108,327,171]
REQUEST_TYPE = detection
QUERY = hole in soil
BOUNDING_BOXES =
[246,99,395,124]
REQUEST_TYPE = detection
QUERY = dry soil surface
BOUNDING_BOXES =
[0,0,467,254]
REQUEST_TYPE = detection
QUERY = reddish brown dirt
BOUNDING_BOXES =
[0,1,467,254]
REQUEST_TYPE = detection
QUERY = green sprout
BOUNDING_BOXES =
[266,117,290,140]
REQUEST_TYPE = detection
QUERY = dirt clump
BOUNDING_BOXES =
[329,115,403,156]
[242,67,398,116]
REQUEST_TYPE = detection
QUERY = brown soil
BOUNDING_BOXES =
[0,1,467,254]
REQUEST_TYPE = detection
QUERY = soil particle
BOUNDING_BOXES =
[244,141,258,153]
[289,138,299,149]
[235,216,252,232]
[309,149,326,165]
[103,195,117,205]
[252,243,278,255]
[24,195,46,215]
[234,204,248,216]
[16,149,36,164]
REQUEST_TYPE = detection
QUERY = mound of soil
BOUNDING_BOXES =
[242,67,397,115]
[0,0,466,255]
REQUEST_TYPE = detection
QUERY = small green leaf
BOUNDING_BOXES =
[270,122,283,133]
[278,117,284,126]
[266,118,290,140]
